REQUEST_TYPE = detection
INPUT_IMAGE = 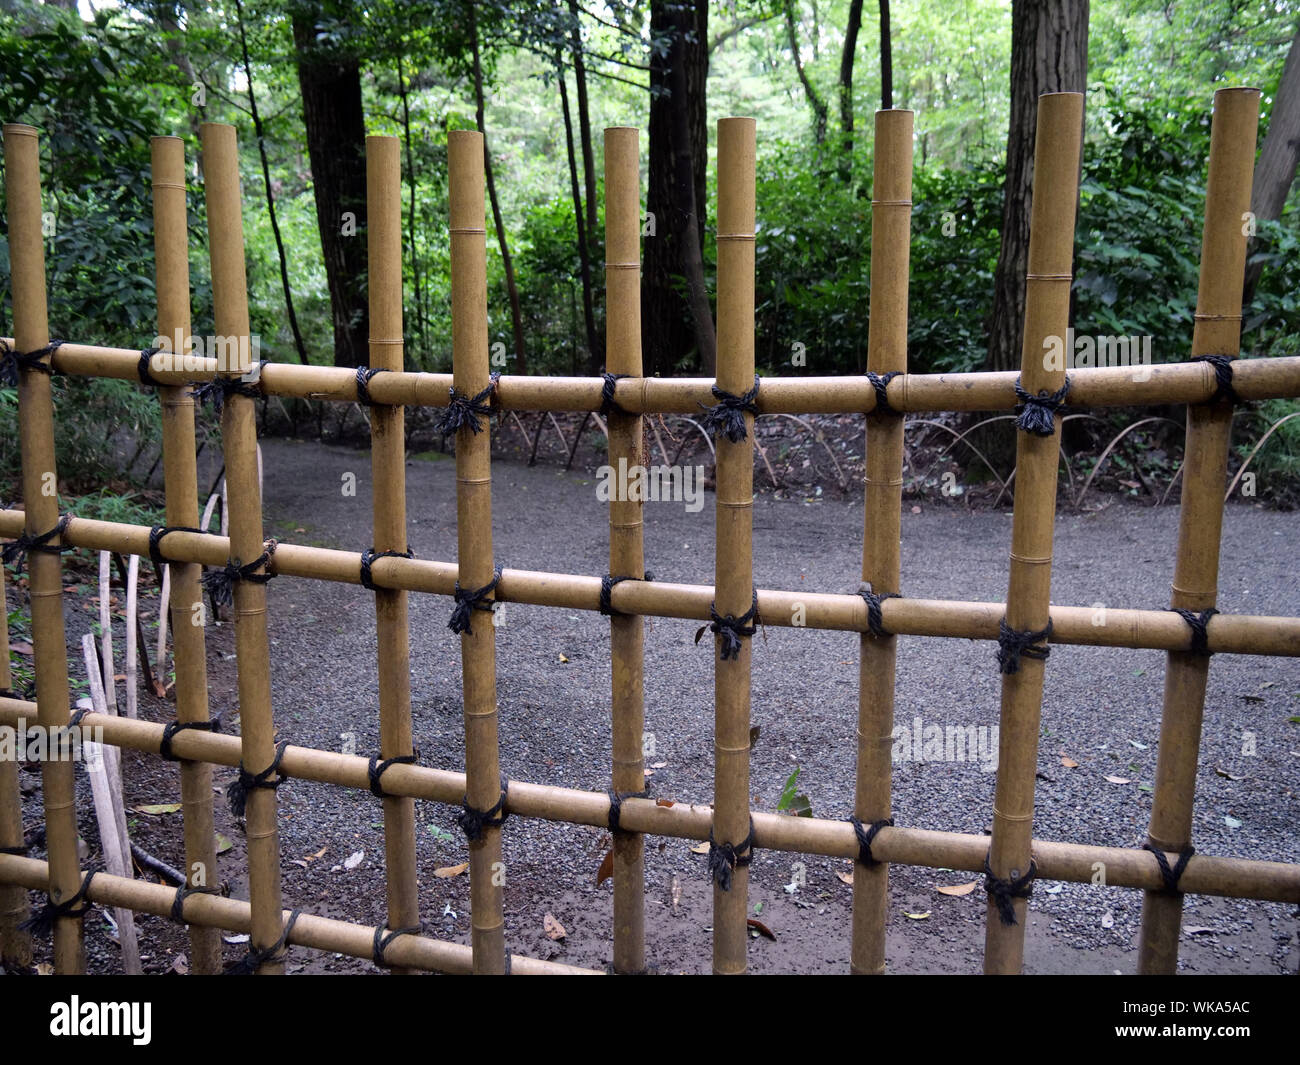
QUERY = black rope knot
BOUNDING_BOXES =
[372,923,422,968]
[699,374,760,443]
[997,617,1053,675]
[857,585,901,638]
[456,776,509,842]
[1013,375,1070,436]
[1192,354,1240,406]
[227,739,289,818]
[438,372,500,435]
[225,909,301,974]
[848,816,894,866]
[138,347,165,388]
[600,372,630,418]
[170,883,223,924]
[148,524,204,570]
[20,870,96,938]
[355,365,388,407]
[159,717,221,762]
[2,513,73,575]
[607,789,649,834]
[201,539,278,613]
[0,338,63,386]
[866,370,901,417]
[696,590,760,661]
[984,855,1036,926]
[190,374,262,414]
[707,817,755,892]
[600,572,653,617]
[1143,843,1195,896]
[448,565,502,635]
[368,751,418,799]
[1167,607,1218,656]
[360,547,413,592]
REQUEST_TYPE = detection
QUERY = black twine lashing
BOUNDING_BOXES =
[1144,843,1195,896]
[201,539,278,613]
[360,547,413,592]
[438,372,500,435]
[169,883,222,924]
[607,790,649,834]
[372,923,422,968]
[0,338,63,386]
[448,565,502,636]
[1192,355,1240,406]
[1014,375,1070,436]
[20,870,96,938]
[159,718,221,763]
[699,374,760,443]
[355,365,387,407]
[1168,607,1219,656]
[707,818,755,892]
[600,372,630,418]
[227,739,289,818]
[2,513,73,575]
[224,909,301,974]
[696,590,760,661]
[858,586,901,639]
[148,524,204,570]
[997,617,1052,675]
[849,816,894,866]
[138,347,165,388]
[984,855,1036,926]
[190,375,261,415]
[368,751,418,799]
[456,777,509,842]
[866,370,901,417]
[600,572,653,617]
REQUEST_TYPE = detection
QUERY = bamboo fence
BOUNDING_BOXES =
[0,90,1297,977]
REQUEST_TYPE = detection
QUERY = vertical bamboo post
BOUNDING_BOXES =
[983,93,1083,974]
[448,129,506,974]
[366,134,421,970]
[604,126,646,974]
[151,135,222,975]
[852,107,913,975]
[0,565,33,969]
[3,123,85,973]
[200,122,285,973]
[1138,87,1260,975]
[712,116,756,976]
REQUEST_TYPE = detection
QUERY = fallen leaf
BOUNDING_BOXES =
[936,882,978,897]
[650,761,667,769]
[558,653,569,663]
[169,954,189,975]
[291,859,309,869]
[10,641,33,655]
[1104,775,1131,785]
[1224,815,1242,828]
[1214,767,1245,781]
[835,870,854,885]
[543,913,566,940]
[1100,911,1115,929]
[749,725,761,747]
[133,803,182,815]
[595,850,613,888]
[644,769,655,778]
[746,918,776,941]
[35,962,53,975]
[216,833,233,855]
[1128,740,1148,750]
[1045,884,1064,894]
[343,849,365,869]
[904,910,931,920]
[1060,755,1079,768]
[435,862,469,879]
[1184,926,1215,936]
[655,799,674,808]
[910,505,922,514]
[690,841,710,854]
[311,846,327,860]
[223,933,250,945]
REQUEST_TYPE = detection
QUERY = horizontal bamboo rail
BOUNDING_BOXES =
[1,699,1296,904]
[2,510,1294,655]
[12,339,1300,414]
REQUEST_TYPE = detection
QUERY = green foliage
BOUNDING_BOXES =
[776,764,813,817]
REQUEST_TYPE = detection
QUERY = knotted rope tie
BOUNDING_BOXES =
[607,790,649,834]
[170,883,224,924]
[355,365,388,407]
[984,855,1036,926]
[368,751,418,799]
[448,565,502,636]
[0,844,28,856]
[708,817,755,892]
[599,572,654,617]
[148,524,205,570]
[2,513,73,575]
[224,909,301,974]
[456,776,509,842]
[438,371,500,435]
[997,617,1053,675]
[0,338,63,386]
[696,590,760,661]
[20,870,97,938]
[1144,843,1195,896]
[1167,607,1219,656]
[159,717,221,763]
[1192,354,1240,406]
[848,816,894,866]
[699,374,761,443]
[857,586,901,639]
[360,547,413,592]
[138,347,165,388]
[227,739,289,818]
[866,370,901,417]
[201,539,278,613]
[372,923,422,968]
[1013,375,1071,436]
[600,372,630,418]
[190,375,262,415]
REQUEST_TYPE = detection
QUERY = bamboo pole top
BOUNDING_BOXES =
[2,123,38,138]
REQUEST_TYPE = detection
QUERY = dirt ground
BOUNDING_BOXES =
[7,433,1299,975]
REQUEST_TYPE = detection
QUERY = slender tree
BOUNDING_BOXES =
[1245,25,1300,305]
[786,1,828,143]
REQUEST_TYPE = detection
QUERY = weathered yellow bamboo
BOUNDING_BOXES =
[3,122,85,973]
[604,126,646,975]
[449,129,506,974]
[852,108,913,975]
[200,121,286,974]
[712,116,757,976]
[0,565,32,969]
[1138,87,1261,975]
[365,134,422,973]
[150,134,222,975]
[983,93,1084,974]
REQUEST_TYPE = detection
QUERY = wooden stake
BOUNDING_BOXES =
[0,565,33,970]
[1138,87,1261,975]
[124,553,139,720]
[151,133,222,974]
[98,552,118,712]
[852,107,913,975]
[712,116,757,976]
[604,126,647,974]
[983,93,1083,974]
[200,121,285,974]
[448,129,506,974]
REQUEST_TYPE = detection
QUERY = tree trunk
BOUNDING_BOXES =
[839,0,864,163]
[880,0,893,111]
[397,53,427,365]
[292,12,370,368]
[568,0,599,238]
[786,1,828,143]
[558,54,600,374]
[1244,26,1300,305]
